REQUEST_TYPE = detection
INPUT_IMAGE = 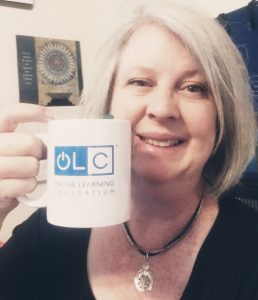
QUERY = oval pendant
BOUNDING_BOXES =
[134,262,153,292]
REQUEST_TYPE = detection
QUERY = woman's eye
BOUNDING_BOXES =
[185,84,207,94]
[128,79,152,87]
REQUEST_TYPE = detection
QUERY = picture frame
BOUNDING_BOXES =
[16,35,83,107]
[0,0,33,8]
[3,0,33,4]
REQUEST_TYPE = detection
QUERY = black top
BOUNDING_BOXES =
[0,195,258,300]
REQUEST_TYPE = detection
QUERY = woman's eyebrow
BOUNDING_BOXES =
[123,66,156,75]
[119,65,206,82]
[177,68,206,81]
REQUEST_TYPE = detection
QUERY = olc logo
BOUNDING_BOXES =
[54,146,114,176]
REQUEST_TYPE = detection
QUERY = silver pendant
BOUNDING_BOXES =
[134,261,153,292]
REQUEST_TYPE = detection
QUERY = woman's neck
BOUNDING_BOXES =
[131,173,203,218]
[128,173,207,250]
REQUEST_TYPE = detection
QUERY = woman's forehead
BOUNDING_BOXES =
[116,23,204,78]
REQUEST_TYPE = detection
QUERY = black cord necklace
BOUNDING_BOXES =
[122,191,204,292]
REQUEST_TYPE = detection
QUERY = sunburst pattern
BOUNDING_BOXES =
[38,41,76,85]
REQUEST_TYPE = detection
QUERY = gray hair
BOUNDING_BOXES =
[80,0,257,196]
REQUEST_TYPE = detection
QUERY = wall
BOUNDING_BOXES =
[94,0,249,42]
[0,0,250,108]
[0,0,250,241]
[0,0,99,241]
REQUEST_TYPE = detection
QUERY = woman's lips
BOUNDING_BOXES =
[137,135,183,148]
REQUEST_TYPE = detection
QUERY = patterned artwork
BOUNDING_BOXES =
[16,35,83,106]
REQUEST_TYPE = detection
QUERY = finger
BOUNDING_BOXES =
[0,132,46,159]
[0,103,54,132]
[0,198,18,215]
[0,156,39,179]
[0,178,37,200]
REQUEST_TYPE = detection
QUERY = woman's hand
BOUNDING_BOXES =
[0,103,53,220]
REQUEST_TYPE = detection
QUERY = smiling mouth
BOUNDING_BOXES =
[139,136,183,148]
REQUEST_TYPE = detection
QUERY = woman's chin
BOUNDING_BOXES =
[132,164,176,185]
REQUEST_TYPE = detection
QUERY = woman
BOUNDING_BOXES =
[0,1,257,299]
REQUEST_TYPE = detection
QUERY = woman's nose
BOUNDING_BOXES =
[146,90,180,120]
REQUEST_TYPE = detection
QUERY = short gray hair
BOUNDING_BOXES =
[81,0,257,196]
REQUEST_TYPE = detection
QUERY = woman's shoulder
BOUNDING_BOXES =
[218,193,258,250]
[219,192,258,221]
[11,208,91,251]
[0,210,92,299]
[182,193,258,299]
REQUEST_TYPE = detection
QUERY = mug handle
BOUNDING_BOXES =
[17,133,48,208]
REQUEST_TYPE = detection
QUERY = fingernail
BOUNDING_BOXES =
[102,114,114,119]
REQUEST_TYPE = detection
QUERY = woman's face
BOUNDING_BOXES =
[110,24,217,184]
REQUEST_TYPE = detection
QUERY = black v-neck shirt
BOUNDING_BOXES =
[0,195,257,300]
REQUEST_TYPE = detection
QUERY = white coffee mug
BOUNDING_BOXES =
[18,119,131,228]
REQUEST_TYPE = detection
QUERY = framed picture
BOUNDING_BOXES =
[4,0,33,4]
[16,35,83,106]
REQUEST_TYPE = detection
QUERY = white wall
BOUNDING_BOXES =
[94,0,249,42]
[0,0,250,108]
[0,0,250,241]
[0,0,91,105]
[0,0,99,241]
